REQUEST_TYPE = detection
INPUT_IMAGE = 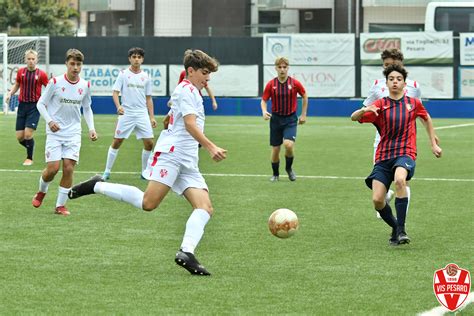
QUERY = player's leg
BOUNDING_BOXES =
[53,158,76,215]
[32,138,61,208]
[15,104,28,164]
[135,116,155,178]
[141,138,154,178]
[282,115,297,181]
[21,104,41,165]
[103,115,132,180]
[393,159,415,244]
[269,116,283,182]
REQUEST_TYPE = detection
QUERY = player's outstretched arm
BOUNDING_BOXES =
[421,115,442,158]
[418,117,440,145]
[205,86,218,110]
[298,92,308,124]
[351,105,378,121]
[183,114,227,162]
[5,82,20,104]
[260,99,271,120]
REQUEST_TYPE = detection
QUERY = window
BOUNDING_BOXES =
[435,7,474,35]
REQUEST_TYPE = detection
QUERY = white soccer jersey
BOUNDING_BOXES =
[154,79,204,161]
[113,68,152,116]
[363,78,421,106]
[37,74,93,139]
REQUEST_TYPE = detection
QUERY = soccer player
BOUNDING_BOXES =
[5,49,49,166]
[102,47,157,180]
[261,57,308,182]
[179,69,218,110]
[32,48,97,216]
[69,49,226,276]
[351,63,442,246]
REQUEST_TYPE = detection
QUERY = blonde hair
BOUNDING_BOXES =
[274,56,289,66]
[24,49,38,58]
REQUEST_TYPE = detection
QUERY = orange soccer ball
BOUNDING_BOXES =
[268,208,299,238]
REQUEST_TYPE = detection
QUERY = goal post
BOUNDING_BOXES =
[0,34,50,115]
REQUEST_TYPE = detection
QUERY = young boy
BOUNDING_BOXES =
[351,63,442,246]
[32,49,97,216]
[102,47,157,180]
[261,57,308,182]
[5,49,49,166]
[69,49,226,276]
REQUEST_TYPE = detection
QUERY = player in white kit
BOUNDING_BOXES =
[69,49,227,276]
[363,49,438,218]
[32,49,97,216]
[102,47,157,180]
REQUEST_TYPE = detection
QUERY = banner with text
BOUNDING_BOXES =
[264,66,355,97]
[460,33,474,66]
[459,67,474,98]
[263,33,355,66]
[360,32,453,65]
[49,64,167,96]
[169,65,258,97]
[361,66,453,99]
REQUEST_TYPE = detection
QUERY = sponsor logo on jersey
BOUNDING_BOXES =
[127,83,145,89]
[60,98,82,105]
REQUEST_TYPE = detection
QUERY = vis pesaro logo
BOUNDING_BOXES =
[433,263,471,312]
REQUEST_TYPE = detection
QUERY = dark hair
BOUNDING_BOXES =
[128,47,145,57]
[381,48,404,62]
[65,48,84,62]
[383,62,408,81]
[183,49,219,73]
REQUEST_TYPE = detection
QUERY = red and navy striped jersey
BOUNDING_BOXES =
[359,96,429,162]
[16,67,49,102]
[262,77,306,116]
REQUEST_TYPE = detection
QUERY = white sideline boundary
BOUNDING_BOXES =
[418,292,474,316]
[0,169,473,182]
[435,123,474,130]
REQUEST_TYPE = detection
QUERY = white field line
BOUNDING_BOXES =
[418,292,474,316]
[435,123,474,130]
[0,169,473,182]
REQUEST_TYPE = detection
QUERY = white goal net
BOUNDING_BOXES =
[0,34,49,114]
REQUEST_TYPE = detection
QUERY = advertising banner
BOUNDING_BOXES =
[49,64,167,96]
[264,65,355,97]
[169,65,259,97]
[460,33,474,66]
[361,66,453,99]
[263,33,355,66]
[459,67,474,98]
[360,32,453,65]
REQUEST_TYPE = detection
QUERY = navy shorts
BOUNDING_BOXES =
[365,156,416,191]
[269,113,297,146]
[16,102,40,131]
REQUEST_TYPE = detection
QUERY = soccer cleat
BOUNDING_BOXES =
[175,249,211,276]
[102,171,110,181]
[397,227,411,245]
[32,192,46,208]
[54,206,70,216]
[22,159,33,166]
[68,175,104,199]
[286,169,296,181]
[270,175,279,182]
[389,227,399,246]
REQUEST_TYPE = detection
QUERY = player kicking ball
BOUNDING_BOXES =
[69,49,226,275]
[351,63,442,246]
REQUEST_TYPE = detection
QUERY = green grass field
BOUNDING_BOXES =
[0,114,473,315]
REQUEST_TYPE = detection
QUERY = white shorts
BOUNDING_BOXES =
[114,114,154,139]
[142,151,207,195]
[45,136,81,162]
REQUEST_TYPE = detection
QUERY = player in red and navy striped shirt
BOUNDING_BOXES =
[261,57,308,182]
[5,49,49,166]
[351,63,442,246]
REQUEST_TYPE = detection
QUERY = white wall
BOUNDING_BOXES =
[154,0,192,36]
[363,6,426,32]
[281,9,299,33]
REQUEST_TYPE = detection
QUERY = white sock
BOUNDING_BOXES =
[104,147,119,173]
[180,209,211,254]
[94,182,144,209]
[142,149,151,173]
[56,186,70,207]
[39,176,51,193]
[406,186,411,214]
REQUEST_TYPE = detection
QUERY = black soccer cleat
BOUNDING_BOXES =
[175,249,211,276]
[286,169,296,181]
[68,175,104,199]
[389,227,399,246]
[397,227,411,245]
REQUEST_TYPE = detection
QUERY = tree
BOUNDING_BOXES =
[0,0,79,36]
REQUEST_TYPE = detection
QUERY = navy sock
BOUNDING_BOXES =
[271,162,279,176]
[19,139,27,148]
[24,138,35,160]
[395,197,409,228]
[376,203,397,228]
[285,156,294,171]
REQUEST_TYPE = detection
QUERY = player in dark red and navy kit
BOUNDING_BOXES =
[351,63,442,246]
[261,57,308,182]
[5,49,49,166]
